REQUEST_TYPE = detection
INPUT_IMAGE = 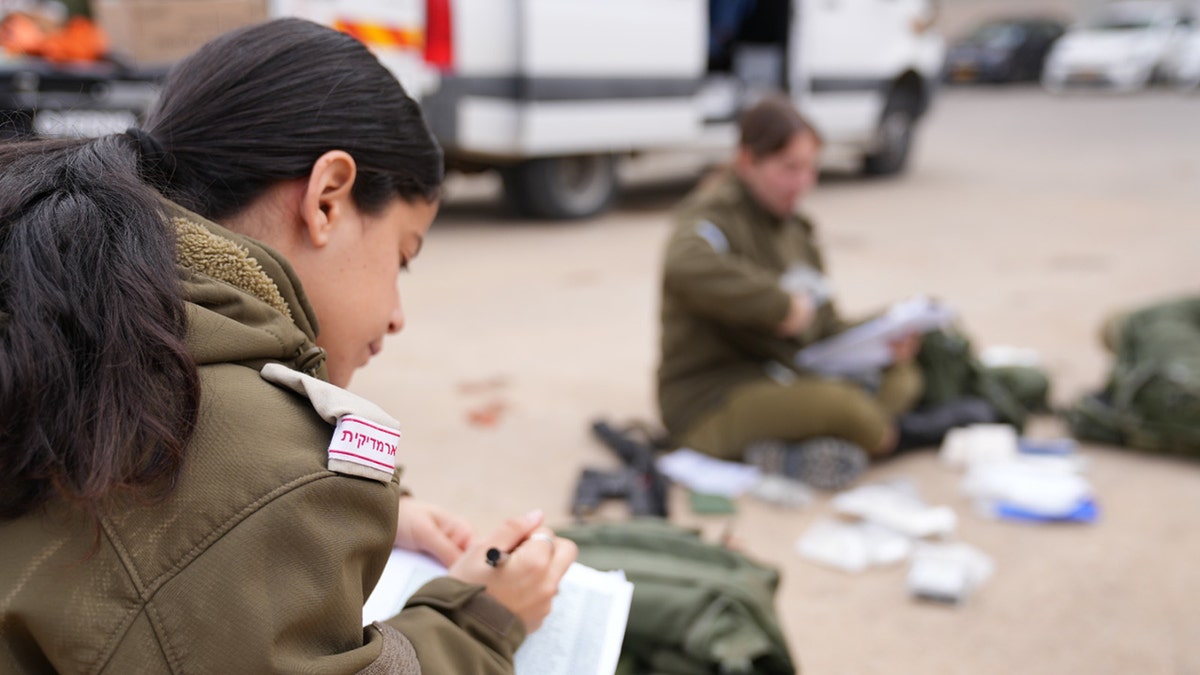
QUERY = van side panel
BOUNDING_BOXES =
[798,0,941,150]
[432,0,707,160]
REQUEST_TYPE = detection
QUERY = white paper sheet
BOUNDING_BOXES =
[795,296,957,376]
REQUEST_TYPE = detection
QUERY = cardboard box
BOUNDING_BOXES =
[92,0,269,68]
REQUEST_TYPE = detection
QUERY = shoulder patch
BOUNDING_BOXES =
[694,220,731,254]
[329,415,401,480]
[260,363,402,484]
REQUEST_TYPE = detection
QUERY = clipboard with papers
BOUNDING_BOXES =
[795,296,956,376]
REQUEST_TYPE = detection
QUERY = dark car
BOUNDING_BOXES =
[0,57,162,140]
[944,18,1067,84]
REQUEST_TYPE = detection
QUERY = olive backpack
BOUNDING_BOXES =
[557,519,796,675]
[1067,296,1200,456]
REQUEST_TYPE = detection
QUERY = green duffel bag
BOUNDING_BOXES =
[1067,296,1200,456]
[557,519,797,675]
[987,365,1052,414]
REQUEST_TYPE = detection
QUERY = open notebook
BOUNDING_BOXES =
[363,548,634,675]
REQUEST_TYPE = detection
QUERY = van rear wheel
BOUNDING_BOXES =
[501,155,618,220]
[862,90,918,176]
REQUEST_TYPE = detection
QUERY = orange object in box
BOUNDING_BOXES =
[1,13,108,63]
[39,16,109,63]
[1,13,49,55]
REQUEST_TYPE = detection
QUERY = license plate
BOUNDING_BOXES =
[33,109,138,138]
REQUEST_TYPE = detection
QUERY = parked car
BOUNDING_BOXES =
[1042,1,1196,92]
[1165,26,1200,89]
[944,17,1066,83]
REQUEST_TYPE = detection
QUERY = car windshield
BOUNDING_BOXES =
[966,23,1024,47]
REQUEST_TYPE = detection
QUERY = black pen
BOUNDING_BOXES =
[485,547,510,568]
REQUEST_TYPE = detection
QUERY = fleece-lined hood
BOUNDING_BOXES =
[165,201,329,380]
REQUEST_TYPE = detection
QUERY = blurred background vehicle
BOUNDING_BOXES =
[943,17,1066,84]
[1164,22,1200,88]
[276,0,946,219]
[1041,0,1197,92]
[0,3,159,140]
[4,0,945,220]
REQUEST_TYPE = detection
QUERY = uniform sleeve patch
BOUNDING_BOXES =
[327,415,401,483]
[695,220,731,254]
[259,363,403,484]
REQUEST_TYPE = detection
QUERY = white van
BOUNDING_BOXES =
[275,0,945,218]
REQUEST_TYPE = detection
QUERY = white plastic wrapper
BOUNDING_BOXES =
[795,519,913,573]
[962,460,1093,518]
[907,542,994,604]
[831,481,957,539]
[939,424,1020,468]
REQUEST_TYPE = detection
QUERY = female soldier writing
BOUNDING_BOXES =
[0,18,574,673]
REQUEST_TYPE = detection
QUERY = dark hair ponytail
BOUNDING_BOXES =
[0,136,199,518]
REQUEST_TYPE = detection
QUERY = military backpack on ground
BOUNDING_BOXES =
[557,519,797,675]
[1067,297,1200,456]
[915,327,1049,431]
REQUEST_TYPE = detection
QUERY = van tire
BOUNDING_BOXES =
[501,155,618,220]
[862,89,919,176]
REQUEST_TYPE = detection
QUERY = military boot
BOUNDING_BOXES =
[896,397,999,450]
[745,437,868,491]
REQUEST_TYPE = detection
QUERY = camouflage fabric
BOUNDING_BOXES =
[915,327,1039,431]
[1067,297,1200,456]
[558,519,797,675]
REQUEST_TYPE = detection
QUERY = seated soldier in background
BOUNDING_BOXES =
[656,94,927,490]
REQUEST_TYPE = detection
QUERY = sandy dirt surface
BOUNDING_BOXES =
[349,87,1200,674]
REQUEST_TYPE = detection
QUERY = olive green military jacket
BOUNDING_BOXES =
[657,171,846,438]
[0,205,523,673]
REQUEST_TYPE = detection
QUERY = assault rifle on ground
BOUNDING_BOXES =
[571,419,670,520]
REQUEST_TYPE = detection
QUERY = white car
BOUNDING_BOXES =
[1042,1,1196,92]
[1165,27,1200,89]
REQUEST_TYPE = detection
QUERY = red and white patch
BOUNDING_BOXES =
[328,415,401,478]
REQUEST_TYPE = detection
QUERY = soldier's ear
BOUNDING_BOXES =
[735,146,757,172]
[299,150,358,248]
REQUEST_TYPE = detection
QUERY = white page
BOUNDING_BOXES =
[656,448,763,497]
[364,548,633,675]
[795,296,956,376]
[513,564,633,675]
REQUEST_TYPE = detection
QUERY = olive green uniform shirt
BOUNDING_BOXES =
[657,171,847,438]
[0,204,523,673]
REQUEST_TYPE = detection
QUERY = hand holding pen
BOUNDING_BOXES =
[447,509,577,632]
[486,531,557,567]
